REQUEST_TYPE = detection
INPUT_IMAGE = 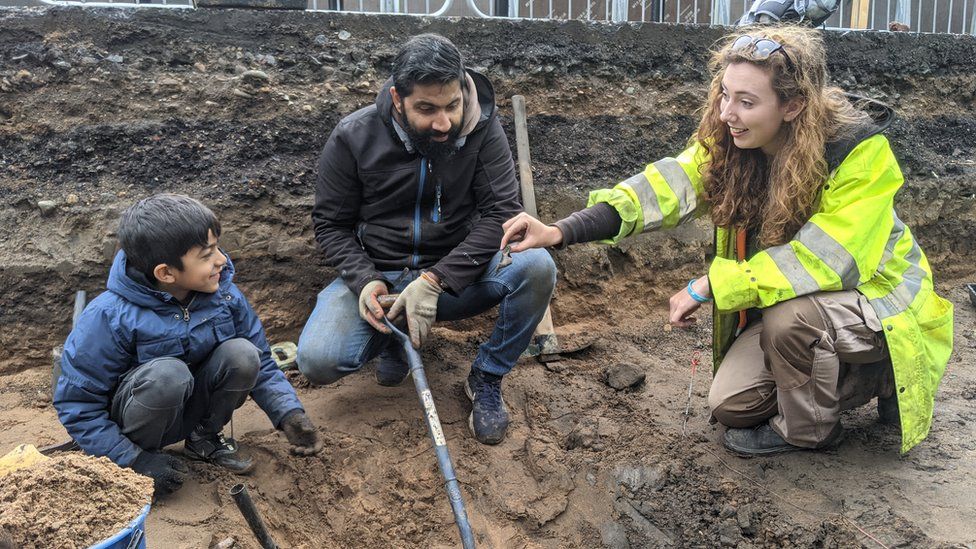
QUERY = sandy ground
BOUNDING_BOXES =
[2,7,975,548]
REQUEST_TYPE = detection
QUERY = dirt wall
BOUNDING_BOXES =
[1,7,974,373]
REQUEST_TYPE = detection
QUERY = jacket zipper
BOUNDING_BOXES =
[179,294,195,322]
[432,180,442,223]
[412,157,427,268]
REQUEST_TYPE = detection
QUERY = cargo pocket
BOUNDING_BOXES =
[213,313,237,344]
[135,337,185,365]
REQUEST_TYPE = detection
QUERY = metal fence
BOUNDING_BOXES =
[307,0,976,34]
[33,0,976,35]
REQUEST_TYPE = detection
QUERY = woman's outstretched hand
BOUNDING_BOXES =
[500,212,564,252]
[669,276,711,328]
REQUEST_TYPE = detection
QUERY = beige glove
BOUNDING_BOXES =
[387,272,443,349]
[358,280,391,333]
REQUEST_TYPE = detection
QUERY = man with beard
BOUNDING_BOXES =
[297,34,556,445]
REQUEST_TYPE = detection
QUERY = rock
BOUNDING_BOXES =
[232,88,253,99]
[599,522,630,549]
[80,56,99,66]
[736,504,755,535]
[302,104,313,112]
[314,34,328,46]
[241,70,270,85]
[65,194,79,205]
[105,54,123,64]
[614,463,665,493]
[158,77,181,90]
[605,362,645,390]
[718,519,741,546]
[194,62,207,72]
[257,54,277,66]
[52,60,72,70]
[625,86,636,94]
[338,30,351,41]
[37,200,57,216]
[214,537,236,549]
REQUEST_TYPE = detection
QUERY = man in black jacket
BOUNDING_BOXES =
[297,34,556,445]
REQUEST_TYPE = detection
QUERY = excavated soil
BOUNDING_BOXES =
[1,7,975,548]
[0,452,153,548]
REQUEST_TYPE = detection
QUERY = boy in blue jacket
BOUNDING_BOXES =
[54,194,321,497]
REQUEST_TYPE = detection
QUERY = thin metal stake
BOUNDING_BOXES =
[681,350,702,436]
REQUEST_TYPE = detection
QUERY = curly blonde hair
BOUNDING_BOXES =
[696,25,871,247]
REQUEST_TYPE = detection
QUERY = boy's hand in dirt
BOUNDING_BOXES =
[669,276,711,328]
[280,410,323,456]
[130,451,189,497]
[358,280,391,334]
[501,212,563,252]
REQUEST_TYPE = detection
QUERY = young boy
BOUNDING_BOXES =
[54,194,321,497]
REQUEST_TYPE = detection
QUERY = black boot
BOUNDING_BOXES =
[184,431,254,474]
[723,422,843,457]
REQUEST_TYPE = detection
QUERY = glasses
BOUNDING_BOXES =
[730,35,795,70]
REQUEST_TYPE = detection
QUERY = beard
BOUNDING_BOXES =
[401,108,462,159]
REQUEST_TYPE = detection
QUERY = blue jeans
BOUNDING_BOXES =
[296,248,556,385]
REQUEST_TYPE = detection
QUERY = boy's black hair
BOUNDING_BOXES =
[392,33,466,98]
[118,193,221,282]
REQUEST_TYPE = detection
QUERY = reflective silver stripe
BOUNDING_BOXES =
[870,237,926,319]
[879,213,906,269]
[767,244,821,296]
[796,222,860,289]
[653,157,698,224]
[620,172,664,230]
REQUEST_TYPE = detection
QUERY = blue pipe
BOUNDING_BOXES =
[382,318,476,549]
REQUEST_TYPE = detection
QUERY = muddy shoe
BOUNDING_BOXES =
[877,394,900,425]
[184,431,254,474]
[723,423,842,457]
[375,344,410,387]
[464,369,510,445]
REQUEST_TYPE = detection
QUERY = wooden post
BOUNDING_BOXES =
[511,95,560,359]
[851,0,872,28]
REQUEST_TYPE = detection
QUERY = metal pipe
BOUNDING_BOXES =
[383,318,476,549]
[230,484,279,549]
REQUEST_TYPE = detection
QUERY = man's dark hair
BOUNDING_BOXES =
[392,33,466,97]
[118,193,221,282]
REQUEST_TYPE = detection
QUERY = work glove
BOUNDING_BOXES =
[358,279,391,334]
[279,410,323,456]
[130,451,189,497]
[387,272,443,349]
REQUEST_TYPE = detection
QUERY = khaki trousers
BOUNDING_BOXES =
[708,291,895,448]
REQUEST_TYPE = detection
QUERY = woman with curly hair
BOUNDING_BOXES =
[501,25,953,456]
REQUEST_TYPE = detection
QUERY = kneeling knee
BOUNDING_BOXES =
[296,346,355,386]
[221,338,261,385]
[135,358,193,408]
[522,249,557,292]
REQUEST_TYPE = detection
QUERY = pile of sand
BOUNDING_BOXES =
[0,452,154,549]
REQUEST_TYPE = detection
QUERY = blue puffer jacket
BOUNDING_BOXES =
[54,250,304,467]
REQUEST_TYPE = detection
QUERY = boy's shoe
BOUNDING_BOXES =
[184,431,255,474]
[375,345,410,387]
[723,422,843,457]
[464,369,510,445]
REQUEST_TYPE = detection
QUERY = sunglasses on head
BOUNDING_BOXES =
[730,35,795,70]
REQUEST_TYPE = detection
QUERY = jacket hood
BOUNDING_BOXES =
[375,68,496,143]
[826,95,895,172]
[106,249,235,309]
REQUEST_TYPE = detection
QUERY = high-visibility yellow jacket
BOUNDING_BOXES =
[588,134,953,453]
